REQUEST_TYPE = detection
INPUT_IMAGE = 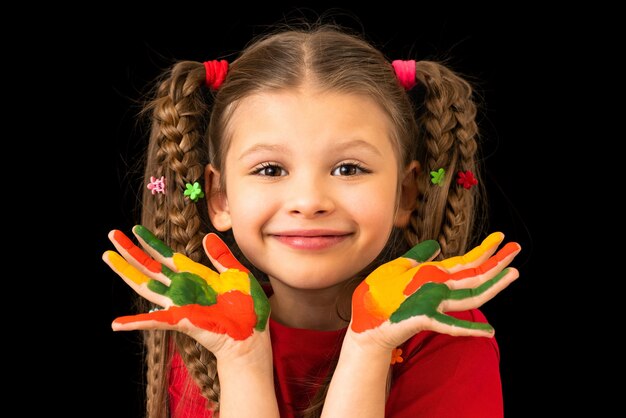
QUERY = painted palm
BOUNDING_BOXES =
[351,232,520,337]
[103,225,269,341]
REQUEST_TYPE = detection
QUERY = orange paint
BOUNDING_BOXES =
[113,230,161,273]
[113,291,257,340]
[351,282,386,333]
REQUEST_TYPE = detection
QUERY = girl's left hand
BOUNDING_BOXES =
[349,232,520,350]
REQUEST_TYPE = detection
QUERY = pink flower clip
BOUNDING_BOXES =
[456,170,478,189]
[392,60,417,90]
[204,60,228,90]
[147,176,166,194]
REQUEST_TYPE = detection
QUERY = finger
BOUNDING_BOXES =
[108,229,172,287]
[133,226,220,284]
[424,313,495,337]
[402,239,441,263]
[132,225,177,269]
[103,250,173,308]
[445,241,521,290]
[433,232,506,273]
[203,233,249,273]
[388,303,495,337]
[442,267,519,312]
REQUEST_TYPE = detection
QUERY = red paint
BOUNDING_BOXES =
[403,241,521,293]
[404,265,449,295]
[450,242,520,281]
[204,233,249,272]
[113,230,161,273]
[113,291,257,340]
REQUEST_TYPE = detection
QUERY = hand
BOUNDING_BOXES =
[350,232,520,349]
[103,225,271,355]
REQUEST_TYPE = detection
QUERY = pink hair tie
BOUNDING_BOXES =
[392,60,416,90]
[203,60,228,90]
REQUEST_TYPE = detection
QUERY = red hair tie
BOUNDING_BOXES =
[392,60,416,90]
[203,60,228,90]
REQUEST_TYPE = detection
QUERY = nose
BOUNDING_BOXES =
[284,173,335,218]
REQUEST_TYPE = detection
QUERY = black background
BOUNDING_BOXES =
[91,4,561,417]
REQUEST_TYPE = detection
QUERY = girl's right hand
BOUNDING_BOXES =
[103,225,271,360]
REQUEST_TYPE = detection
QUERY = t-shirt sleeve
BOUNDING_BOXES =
[168,351,214,418]
[385,309,503,418]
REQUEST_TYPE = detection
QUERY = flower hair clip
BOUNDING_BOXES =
[430,168,478,190]
[204,60,228,90]
[430,168,445,186]
[184,182,205,202]
[457,170,478,189]
[147,176,166,194]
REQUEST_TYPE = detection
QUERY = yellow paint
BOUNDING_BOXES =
[207,269,251,295]
[362,232,504,317]
[172,253,251,295]
[172,253,217,279]
[416,231,504,271]
[105,250,150,285]
[365,258,415,317]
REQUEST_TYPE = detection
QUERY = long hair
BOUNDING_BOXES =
[136,22,485,418]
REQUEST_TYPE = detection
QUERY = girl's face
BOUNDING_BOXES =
[209,88,406,290]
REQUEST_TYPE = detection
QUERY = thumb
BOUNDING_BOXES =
[402,239,440,263]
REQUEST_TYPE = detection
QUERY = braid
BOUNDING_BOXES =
[408,60,483,258]
[140,61,220,416]
[144,330,170,418]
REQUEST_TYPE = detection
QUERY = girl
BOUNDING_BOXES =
[104,23,521,418]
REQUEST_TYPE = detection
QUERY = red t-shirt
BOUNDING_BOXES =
[168,309,503,418]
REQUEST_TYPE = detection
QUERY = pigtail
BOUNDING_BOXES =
[139,61,220,417]
[408,60,485,258]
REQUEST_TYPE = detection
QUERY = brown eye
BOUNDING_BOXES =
[331,163,369,176]
[253,163,287,177]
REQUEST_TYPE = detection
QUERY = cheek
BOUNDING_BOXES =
[345,180,398,245]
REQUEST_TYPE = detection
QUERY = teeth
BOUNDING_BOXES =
[149,307,162,313]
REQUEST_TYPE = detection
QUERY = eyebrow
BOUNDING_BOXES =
[237,143,291,161]
[331,139,383,156]
[237,138,382,161]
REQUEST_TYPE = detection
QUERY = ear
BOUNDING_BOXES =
[394,160,420,227]
[204,164,232,231]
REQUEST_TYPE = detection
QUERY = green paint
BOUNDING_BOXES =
[248,274,271,331]
[148,266,218,306]
[429,311,493,332]
[390,282,446,321]
[389,282,493,332]
[448,268,509,300]
[134,225,174,258]
[403,240,440,262]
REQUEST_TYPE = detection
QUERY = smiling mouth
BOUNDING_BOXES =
[270,232,352,250]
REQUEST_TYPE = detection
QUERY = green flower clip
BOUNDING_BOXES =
[184,182,205,202]
[430,168,445,185]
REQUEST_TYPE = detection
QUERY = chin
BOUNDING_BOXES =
[267,265,361,291]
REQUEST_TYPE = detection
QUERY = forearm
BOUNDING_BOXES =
[215,332,279,418]
[321,331,391,418]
